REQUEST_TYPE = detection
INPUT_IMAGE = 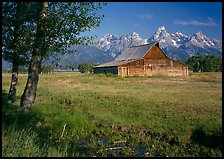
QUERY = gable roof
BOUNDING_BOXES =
[93,59,136,68]
[94,42,159,68]
[115,42,158,61]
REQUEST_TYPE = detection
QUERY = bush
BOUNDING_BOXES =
[19,66,28,74]
[78,62,94,73]
[41,65,54,74]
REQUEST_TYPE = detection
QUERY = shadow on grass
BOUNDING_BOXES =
[190,127,222,150]
[2,90,40,129]
[2,89,93,157]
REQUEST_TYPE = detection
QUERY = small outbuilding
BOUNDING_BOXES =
[93,42,188,77]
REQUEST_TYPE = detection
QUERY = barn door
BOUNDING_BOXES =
[148,65,152,76]
[122,67,128,77]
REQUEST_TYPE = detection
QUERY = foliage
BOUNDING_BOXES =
[19,66,28,74]
[41,65,54,74]
[2,2,106,64]
[78,62,95,73]
[2,2,106,67]
[66,62,77,71]
[45,2,106,59]
[2,2,38,65]
[186,55,222,72]
[5,2,106,108]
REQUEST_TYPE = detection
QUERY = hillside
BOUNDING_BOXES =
[46,45,115,69]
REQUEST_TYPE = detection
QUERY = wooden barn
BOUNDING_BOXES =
[93,42,188,77]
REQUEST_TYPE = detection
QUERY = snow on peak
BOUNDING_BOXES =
[95,32,148,57]
[158,26,166,31]
[131,32,138,35]
[176,31,183,36]
[196,31,203,35]
[95,25,222,59]
[154,26,170,40]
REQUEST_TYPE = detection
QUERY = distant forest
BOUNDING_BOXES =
[185,55,222,72]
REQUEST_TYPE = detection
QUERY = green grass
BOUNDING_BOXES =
[2,72,222,157]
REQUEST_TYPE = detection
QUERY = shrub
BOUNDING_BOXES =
[41,65,54,74]
[78,62,94,73]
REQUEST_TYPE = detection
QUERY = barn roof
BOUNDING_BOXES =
[115,42,158,61]
[93,59,136,68]
[94,42,158,68]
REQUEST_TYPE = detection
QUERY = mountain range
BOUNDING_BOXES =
[2,26,222,69]
[94,26,222,61]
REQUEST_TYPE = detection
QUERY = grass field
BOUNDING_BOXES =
[2,72,222,157]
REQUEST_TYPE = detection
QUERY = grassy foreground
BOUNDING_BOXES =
[2,72,222,157]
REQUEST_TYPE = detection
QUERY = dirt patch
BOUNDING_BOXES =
[141,79,221,88]
[141,79,189,85]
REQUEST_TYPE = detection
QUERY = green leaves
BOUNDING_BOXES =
[2,2,39,65]
[78,62,95,73]
[186,55,222,72]
[45,2,106,56]
[2,2,106,65]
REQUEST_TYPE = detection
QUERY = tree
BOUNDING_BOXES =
[198,55,206,72]
[2,2,38,103]
[78,62,94,73]
[186,56,198,72]
[6,3,21,103]
[66,62,77,71]
[186,55,222,72]
[41,65,54,74]
[214,56,222,72]
[20,2,48,109]
[20,2,105,109]
[19,66,28,74]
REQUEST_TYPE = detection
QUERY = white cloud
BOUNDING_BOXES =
[174,19,218,26]
[135,14,152,20]
[207,17,213,21]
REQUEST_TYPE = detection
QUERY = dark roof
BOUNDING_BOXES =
[94,42,158,68]
[93,59,136,68]
[115,42,158,61]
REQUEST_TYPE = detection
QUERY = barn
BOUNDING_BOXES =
[93,42,188,77]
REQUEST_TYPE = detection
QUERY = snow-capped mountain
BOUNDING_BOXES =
[186,31,215,48]
[95,32,147,57]
[148,26,179,48]
[95,26,222,61]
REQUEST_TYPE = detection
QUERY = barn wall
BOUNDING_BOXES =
[118,59,188,77]
[142,47,188,76]
[144,45,167,59]
[167,67,184,76]
[144,66,188,76]
[93,66,118,75]
[119,60,145,77]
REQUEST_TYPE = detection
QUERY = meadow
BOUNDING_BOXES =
[2,72,222,157]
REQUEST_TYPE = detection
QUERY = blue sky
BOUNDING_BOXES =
[82,2,222,41]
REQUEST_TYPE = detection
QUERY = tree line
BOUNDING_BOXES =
[2,2,106,109]
[185,55,222,72]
